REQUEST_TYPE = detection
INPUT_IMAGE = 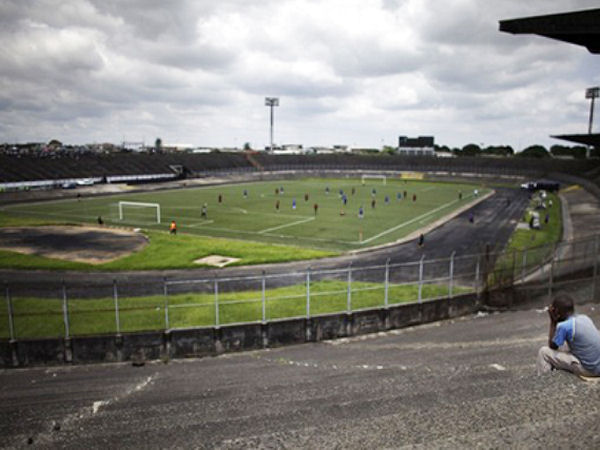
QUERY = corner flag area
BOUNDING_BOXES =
[4,178,490,251]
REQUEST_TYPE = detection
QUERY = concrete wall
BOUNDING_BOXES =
[0,293,480,368]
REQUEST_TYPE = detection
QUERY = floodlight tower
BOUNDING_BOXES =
[586,87,599,158]
[265,97,279,152]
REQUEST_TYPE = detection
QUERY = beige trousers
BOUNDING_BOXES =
[537,346,596,376]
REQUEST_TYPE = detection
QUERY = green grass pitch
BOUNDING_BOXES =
[4,177,488,251]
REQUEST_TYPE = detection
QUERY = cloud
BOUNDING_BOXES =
[0,0,599,149]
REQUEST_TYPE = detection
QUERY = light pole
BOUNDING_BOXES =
[265,97,279,151]
[585,87,599,158]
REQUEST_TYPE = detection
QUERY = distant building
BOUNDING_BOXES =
[397,136,435,156]
[333,145,350,153]
[272,144,303,154]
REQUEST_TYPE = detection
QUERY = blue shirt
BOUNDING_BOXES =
[553,314,600,375]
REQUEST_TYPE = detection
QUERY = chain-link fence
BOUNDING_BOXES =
[3,235,599,340]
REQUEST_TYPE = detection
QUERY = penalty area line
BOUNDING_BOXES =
[258,216,315,234]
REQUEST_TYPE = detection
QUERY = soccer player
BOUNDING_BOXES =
[292,198,296,210]
[384,195,389,204]
[412,194,417,202]
[418,233,424,247]
[358,206,364,218]
[275,200,280,211]
[313,203,318,215]
[201,203,208,218]
[325,186,330,195]
[243,189,248,198]
[169,220,177,235]
[371,198,376,209]
[397,192,402,201]
[351,186,355,195]
[218,194,223,203]
[458,191,462,200]
[371,188,376,197]
[304,193,309,202]
[342,194,347,205]
[97,216,103,225]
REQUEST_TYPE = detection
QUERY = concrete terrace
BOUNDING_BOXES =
[1,303,599,448]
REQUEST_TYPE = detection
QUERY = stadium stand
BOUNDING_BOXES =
[1,152,599,189]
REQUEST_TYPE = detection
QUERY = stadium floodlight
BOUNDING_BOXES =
[585,87,599,158]
[265,97,279,152]
[586,87,599,134]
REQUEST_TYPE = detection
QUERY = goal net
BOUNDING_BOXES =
[118,201,161,224]
[361,174,387,185]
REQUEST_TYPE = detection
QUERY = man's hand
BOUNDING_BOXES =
[548,305,559,323]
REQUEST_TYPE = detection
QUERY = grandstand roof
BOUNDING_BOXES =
[499,8,600,54]
[551,133,600,148]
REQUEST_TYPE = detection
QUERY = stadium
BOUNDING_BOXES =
[2,5,600,449]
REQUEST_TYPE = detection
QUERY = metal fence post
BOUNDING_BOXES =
[261,271,266,323]
[5,282,15,341]
[521,249,527,284]
[475,256,480,297]
[449,252,455,298]
[418,254,425,303]
[163,278,170,330]
[306,268,311,318]
[384,258,390,307]
[113,279,120,335]
[62,280,70,339]
[512,249,517,281]
[548,254,554,301]
[593,236,599,301]
[347,264,352,313]
[214,278,220,327]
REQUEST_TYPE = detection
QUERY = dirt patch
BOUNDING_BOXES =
[194,255,240,267]
[0,226,148,264]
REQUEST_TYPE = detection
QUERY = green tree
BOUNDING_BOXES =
[550,145,586,159]
[518,145,549,158]
[243,142,252,151]
[460,143,482,156]
[482,145,514,156]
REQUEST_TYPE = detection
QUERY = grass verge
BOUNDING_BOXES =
[491,192,561,284]
[1,280,472,338]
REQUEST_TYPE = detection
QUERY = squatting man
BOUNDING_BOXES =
[537,294,600,377]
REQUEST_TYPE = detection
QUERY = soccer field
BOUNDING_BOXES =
[5,178,489,251]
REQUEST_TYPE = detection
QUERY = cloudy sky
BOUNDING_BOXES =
[1,0,599,150]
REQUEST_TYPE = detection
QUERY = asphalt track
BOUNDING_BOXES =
[2,304,599,448]
[0,188,530,293]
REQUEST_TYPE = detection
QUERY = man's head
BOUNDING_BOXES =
[551,294,574,321]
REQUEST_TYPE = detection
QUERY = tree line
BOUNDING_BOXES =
[435,143,597,159]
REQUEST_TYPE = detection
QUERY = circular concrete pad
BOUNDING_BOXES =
[0,226,148,264]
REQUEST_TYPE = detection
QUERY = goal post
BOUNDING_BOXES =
[361,174,387,185]
[118,201,161,224]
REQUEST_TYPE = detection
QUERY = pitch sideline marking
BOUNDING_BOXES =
[358,197,463,244]
[258,216,315,234]
[187,220,215,228]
